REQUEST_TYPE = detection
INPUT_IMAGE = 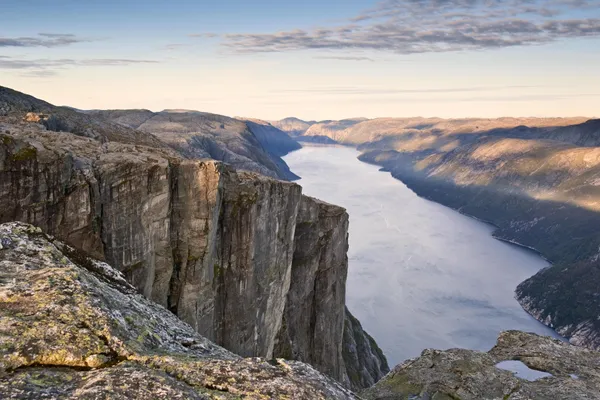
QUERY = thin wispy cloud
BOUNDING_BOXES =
[19,70,58,78]
[188,33,219,38]
[354,93,600,104]
[217,0,600,55]
[164,43,188,51]
[314,56,376,61]
[0,56,159,77]
[273,85,540,95]
[0,33,90,47]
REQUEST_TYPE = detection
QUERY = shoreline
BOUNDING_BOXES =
[351,147,566,341]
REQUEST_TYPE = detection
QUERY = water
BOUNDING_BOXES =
[495,361,553,381]
[283,144,560,366]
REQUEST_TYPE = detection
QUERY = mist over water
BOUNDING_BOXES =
[284,144,560,366]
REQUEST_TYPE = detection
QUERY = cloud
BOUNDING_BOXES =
[19,70,58,78]
[0,33,90,47]
[188,33,219,38]
[164,43,187,51]
[314,56,375,61]
[218,0,600,55]
[273,85,540,95]
[0,56,159,77]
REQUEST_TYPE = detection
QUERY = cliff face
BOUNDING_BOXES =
[275,196,350,383]
[242,118,303,157]
[0,222,359,400]
[362,330,600,400]
[0,109,387,388]
[343,308,391,391]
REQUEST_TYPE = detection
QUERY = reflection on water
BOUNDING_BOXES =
[284,145,560,366]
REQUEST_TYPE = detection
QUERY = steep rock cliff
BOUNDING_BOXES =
[242,118,303,157]
[0,115,386,388]
[0,222,359,400]
[275,196,350,383]
[343,308,390,391]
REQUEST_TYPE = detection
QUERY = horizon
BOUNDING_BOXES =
[2,0,600,120]
[3,84,598,122]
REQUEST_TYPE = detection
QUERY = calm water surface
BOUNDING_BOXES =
[284,145,559,366]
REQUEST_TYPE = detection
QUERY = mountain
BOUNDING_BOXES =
[0,86,388,389]
[271,116,317,136]
[303,118,370,143]
[0,86,169,149]
[273,117,371,144]
[91,108,300,180]
[241,118,303,156]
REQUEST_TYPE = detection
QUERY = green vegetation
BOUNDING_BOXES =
[10,146,37,162]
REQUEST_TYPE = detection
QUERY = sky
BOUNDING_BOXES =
[1,0,600,120]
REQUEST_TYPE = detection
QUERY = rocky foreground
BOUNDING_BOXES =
[3,222,600,400]
[0,222,357,399]
[363,330,600,400]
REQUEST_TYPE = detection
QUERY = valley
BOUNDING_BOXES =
[284,145,560,365]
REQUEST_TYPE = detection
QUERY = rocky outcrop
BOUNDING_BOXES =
[362,330,600,400]
[0,107,386,389]
[0,222,359,400]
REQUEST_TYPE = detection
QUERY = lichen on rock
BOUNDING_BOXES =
[0,222,358,399]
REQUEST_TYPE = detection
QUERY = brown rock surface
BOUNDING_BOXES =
[0,222,359,400]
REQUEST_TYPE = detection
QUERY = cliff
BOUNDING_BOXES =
[241,118,302,157]
[273,196,389,388]
[0,87,388,389]
[362,330,600,399]
[0,222,358,400]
